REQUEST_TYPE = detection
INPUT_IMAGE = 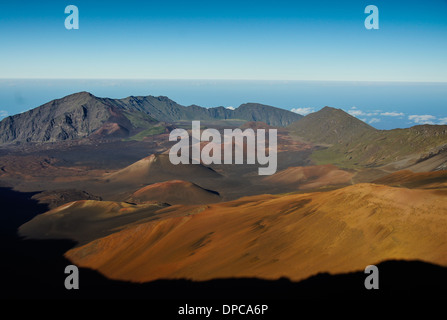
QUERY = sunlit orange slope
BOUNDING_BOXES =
[264,164,353,189]
[373,169,447,189]
[66,183,447,283]
[128,180,221,205]
[102,154,221,186]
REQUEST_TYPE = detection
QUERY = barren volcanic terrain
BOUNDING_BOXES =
[2,92,447,299]
[27,184,443,283]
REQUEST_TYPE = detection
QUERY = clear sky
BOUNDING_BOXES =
[1,0,446,81]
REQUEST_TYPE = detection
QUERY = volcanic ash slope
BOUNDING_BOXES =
[65,183,447,283]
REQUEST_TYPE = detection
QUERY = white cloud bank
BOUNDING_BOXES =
[348,109,364,116]
[381,112,404,117]
[291,107,315,115]
[347,108,378,117]
[408,114,437,125]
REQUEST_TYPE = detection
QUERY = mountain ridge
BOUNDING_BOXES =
[288,106,377,145]
[288,106,447,168]
[0,92,302,144]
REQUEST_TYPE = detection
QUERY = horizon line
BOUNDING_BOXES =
[1,78,447,84]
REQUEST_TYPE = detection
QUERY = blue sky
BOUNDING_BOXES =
[1,0,446,81]
[0,1,446,129]
[1,79,446,130]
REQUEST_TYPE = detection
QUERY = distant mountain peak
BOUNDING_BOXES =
[65,91,95,98]
[0,92,302,144]
[318,106,351,115]
[320,106,340,112]
[288,105,375,144]
[238,102,275,109]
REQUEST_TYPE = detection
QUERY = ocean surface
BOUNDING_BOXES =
[0,79,446,130]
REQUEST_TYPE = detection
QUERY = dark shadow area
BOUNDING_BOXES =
[0,187,446,300]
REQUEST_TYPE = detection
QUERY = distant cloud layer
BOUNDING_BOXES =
[348,109,364,116]
[381,112,404,117]
[347,108,379,117]
[291,107,315,115]
[343,106,447,127]
[408,114,437,125]
[0,110,8,118]
[407,114,447,125]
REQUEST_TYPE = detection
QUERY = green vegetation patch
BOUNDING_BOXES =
[123,111,157,128]
[124,126,166,141]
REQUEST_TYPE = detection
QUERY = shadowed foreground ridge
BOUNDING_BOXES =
[1,187,446,300]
